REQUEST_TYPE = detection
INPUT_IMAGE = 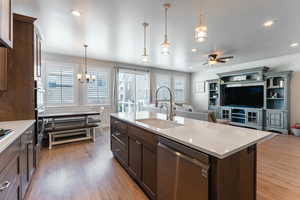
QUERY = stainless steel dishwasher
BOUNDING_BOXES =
[157,137,210,200]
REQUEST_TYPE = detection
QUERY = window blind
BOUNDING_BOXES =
[47,66,75,105]
[156,74,171,100]
[87,70,109,104]
[174,76,186,103]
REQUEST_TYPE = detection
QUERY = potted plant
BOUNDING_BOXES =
[291,124,300,136]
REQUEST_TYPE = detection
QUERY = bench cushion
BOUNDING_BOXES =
[45,118,100,132]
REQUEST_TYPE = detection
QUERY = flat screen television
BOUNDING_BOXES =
[223,86,264,108]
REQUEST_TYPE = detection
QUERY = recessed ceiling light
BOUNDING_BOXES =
[263,20,274,27]
[71,10,81,16]
[290,43,299,48]
[191,48,197,52]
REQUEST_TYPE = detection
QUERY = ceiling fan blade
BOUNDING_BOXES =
[219,56,234,60]
[203,62,208,65]
[217,60,226,63]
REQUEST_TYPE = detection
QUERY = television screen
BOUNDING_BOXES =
[223,86,264,108]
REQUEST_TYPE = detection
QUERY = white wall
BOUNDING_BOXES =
[191,53,300,125]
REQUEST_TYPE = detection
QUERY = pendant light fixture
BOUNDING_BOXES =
[161,3,171,55]
[141,22,149,63]
[77,44,96,83]
[195,14,208,42]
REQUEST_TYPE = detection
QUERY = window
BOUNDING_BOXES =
[156,74,171,100]
[87,69,110,104]
[118,69,150,113]
[47,65,75,105]
[174,76,186,103]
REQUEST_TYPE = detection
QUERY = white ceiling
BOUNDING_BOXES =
[13,0,300,72]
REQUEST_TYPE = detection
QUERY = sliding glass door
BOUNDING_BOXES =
[118,69,150,113]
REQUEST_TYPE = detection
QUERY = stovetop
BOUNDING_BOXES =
[0,129,13,140]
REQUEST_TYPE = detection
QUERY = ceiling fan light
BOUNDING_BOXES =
[208,60,217,65]
[91,75,97,81]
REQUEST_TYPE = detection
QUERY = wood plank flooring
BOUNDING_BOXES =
[25,130,300,200]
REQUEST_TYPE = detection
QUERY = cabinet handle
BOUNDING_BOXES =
[135,140,141,145]
[0,181,10,192]
[114,132,121,136]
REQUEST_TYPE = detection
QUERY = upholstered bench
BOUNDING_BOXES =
[45,117,101,149]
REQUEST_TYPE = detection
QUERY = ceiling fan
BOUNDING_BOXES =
[203,53,234,65]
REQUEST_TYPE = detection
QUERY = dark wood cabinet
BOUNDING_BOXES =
[111,116,258,200]
[0,14,37,121]
[141,146,156,198]
[111,118,157,200]
[128,138,142,179]
[20,125,35,199]
[0,47,7,91]
[0,139,21,200]
[0,0,13,48]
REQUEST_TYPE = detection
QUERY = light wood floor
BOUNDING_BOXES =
[25,130,300,200]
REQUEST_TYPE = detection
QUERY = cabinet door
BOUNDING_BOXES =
[221,109,231,120]
[246,111,259,124]
[20,134,28,199]
[27,130,35,182]
[128,138,142,180]
[267,111,284,129]
[0,0,13,47]
[142,146,157,199]
[0,156,21,200]
[0,47,7,91]
[20,126,35,199]
[157,143,209,200]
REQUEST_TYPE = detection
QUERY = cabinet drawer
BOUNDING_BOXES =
[128,126,157,150]
[111,118,127,134]
[111,135,128,166]
[111,130,128,145]
[0,155,20,200]
[0,139,20,173]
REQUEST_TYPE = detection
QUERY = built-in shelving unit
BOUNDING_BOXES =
[208,67,292,133]
[207,79,220,118]
[264,71,292,134]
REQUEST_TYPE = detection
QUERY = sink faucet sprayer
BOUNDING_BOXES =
[155,86,175,121]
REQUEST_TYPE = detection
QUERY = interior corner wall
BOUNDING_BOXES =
[191,53,300,125]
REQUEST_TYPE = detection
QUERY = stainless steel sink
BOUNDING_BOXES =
[136,118,182,130]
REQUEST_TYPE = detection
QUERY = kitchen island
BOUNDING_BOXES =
[110,112,274,200]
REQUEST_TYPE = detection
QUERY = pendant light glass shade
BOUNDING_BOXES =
[161,40,170,55]
[141,22,149,63]
[195,14,208,42]
[161,3,171,55]
[77,44,96,83]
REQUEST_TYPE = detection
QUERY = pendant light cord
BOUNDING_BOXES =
[84,45,88,74]
[144,24,146,54]
[165,6,168,41]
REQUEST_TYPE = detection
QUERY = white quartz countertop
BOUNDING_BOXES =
[111,112,275,159]
[0,120,35,154]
